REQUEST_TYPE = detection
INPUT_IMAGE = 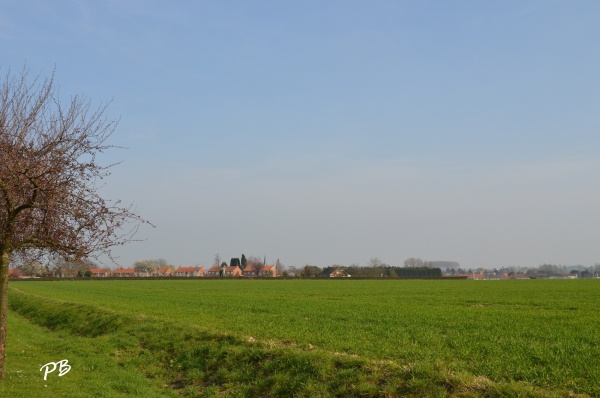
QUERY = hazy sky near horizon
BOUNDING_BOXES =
[2,1,599,269]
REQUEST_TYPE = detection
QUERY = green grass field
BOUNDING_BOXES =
[2,279,599,397]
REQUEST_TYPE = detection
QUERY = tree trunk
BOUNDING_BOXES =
[0,249,9,380]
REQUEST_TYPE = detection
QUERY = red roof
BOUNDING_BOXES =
[114,267,135,274]
[90,268,111,274]
[61,268,79,277]
[208,266,221,272]
[8,269,24,278]
[224,266,242,275]
[176,266,204,273]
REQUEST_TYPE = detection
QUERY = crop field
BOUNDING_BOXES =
[2,279,599,397]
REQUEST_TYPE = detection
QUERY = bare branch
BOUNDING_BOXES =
[0,65,153,377]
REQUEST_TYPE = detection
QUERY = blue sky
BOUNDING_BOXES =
[2,1,599,269]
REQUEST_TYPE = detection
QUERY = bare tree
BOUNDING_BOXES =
[52,257,94,278]
[0,67,149,378]
[286,265,299,277]
[369,257,383,267]
[247,255,265,274]
[155,258,168,268]
[301,265,321,278]
[275,258,284,275]
[16,259,44,277]
[404,257,425,268]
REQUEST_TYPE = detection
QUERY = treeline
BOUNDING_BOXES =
[473,263,600,279]
[346,266,442,278]
[287,265,442,278]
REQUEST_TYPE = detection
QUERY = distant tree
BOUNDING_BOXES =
[301,265,321,278]
[220,261,227,268]
[155,258,168,268]
[404,257,425,268]
[134,259,160,276]
[339,263,367,277]
[369,257,384,268]
[580,270,593,278]
[17,259,44,277]
[286,265,299,278]
[230,258,240,268]
[84,270,92,277]
[213,253,221,268]
[275,258,284,274]
[247,256,265,274]
[53,258,94,278]
[241,254,247,270]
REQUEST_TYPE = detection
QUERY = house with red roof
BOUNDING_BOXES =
[223,266,243,277]
[260,265,277,277]
[90,268,112,277]
[175,266,205,277]
[114,267,136,277]
[8,268,25,279]
[207,266,221,277]
[243,265,258,277]
[156,266,175,277]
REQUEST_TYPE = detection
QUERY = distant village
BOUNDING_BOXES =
[7,256,600,280]
[9,259,281,279]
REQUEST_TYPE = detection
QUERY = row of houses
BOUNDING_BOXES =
[106,265,278,278]
[8,264,278,279]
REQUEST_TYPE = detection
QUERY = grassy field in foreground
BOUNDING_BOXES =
[0,310,180,398]
[4,279,600,397]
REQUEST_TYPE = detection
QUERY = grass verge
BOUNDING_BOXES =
[0,310,177,397]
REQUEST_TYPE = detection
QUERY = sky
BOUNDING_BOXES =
[2,0,599,270]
